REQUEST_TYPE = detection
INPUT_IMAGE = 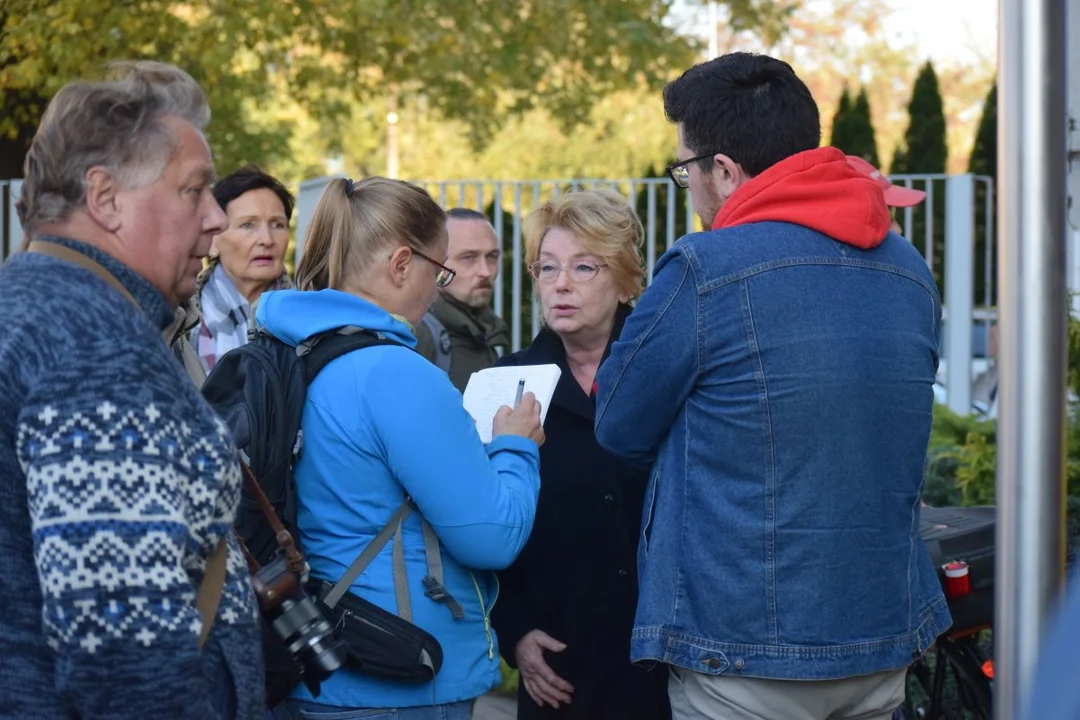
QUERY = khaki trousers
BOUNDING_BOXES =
[668,666,907,720]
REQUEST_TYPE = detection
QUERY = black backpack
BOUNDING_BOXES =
[202,326,399,567]
[201,325,459,699]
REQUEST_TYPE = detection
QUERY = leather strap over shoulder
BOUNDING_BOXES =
[27,240,139,308]
[27,238,229,650]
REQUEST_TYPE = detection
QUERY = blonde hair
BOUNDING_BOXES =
[523,190,645,300]
[296,177,446,292]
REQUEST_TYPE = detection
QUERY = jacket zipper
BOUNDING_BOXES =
[469,571,496,660]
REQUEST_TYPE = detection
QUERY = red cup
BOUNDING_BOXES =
[943,560,971,598]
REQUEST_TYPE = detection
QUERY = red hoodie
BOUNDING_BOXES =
[711,146,891,249]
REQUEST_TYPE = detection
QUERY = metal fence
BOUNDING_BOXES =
[1,173,996,414]
[296,176,703,354]
[297,174,996,354]
[1,180,23,259]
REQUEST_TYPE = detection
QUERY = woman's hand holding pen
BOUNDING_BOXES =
[493,391,545,447]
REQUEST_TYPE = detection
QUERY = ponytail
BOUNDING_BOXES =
[296,176,446,293]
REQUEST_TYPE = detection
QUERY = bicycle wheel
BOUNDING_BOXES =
[898,636,992,719]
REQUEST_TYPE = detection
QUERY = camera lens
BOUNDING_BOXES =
[273,596,346,676]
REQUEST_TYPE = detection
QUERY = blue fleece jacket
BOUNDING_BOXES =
[255,288,541,709]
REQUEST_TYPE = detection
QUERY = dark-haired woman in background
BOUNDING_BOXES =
[189,166,295,373]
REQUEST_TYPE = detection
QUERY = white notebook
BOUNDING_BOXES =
[462,364,562,443]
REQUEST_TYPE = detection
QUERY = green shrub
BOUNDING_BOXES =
[497,657,519,696]
[922,306,1080,564]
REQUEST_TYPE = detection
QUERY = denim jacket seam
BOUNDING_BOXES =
[673,408,693,628]
[698,257,938,297]
[907,493,919,631]
[636,626,933,657]
[738,279,779,645]
[632,595,950,655]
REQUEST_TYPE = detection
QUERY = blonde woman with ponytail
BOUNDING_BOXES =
[255,177,544,720]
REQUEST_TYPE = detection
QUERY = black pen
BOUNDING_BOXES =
[514,378,525,408]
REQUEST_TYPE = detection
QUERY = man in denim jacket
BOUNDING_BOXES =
[595,52,951,719]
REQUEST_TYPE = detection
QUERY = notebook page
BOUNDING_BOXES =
[462,364,562,442]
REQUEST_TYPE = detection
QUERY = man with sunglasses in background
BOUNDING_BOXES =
[594,52,950,720]
[415,208,510,392]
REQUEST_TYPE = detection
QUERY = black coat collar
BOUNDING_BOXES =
[517,304,632,422]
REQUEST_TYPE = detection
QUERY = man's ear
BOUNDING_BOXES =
[712,154,747,199]
[387,246,413,287]
[84,167,122,232]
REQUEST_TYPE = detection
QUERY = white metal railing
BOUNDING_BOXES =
[296,174,996,416]
[1,180,23,259]
[2,172,999,415]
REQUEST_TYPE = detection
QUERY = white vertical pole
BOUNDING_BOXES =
[511,183,523,352]
[945,174,975,415]
[646,183,657,281]
[8,181,23,256]
[493,183,504,318]
[995,0,1069,717]
[531,183,542,339]
[386,92,400,180]
[294,176,339,270]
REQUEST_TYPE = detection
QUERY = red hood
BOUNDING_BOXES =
[711,146,890,249]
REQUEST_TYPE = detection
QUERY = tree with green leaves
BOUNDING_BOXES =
[890,144,908,175]
[829,87,854,149]
[896,61,948,290]
[831,87,879,167]
[847,88,880,167]
[968,83,997,179]
[901,62,948,174]
[969,82,997,306]
[0,0,787,178]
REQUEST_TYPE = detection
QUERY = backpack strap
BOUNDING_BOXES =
[420,313,452,375]
[322,500,413,611]
[420,519,465,619]
[298,327,400,385]
[300,326,465,621]
[320,499,465,622]
[391,506,413,622]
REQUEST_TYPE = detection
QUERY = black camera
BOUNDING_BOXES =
[252,556,347,703]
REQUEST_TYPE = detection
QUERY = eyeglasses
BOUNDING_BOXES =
[410,248,456,288]
[527,260,607,284]
[665,152,723,189]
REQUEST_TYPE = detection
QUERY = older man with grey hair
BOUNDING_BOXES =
[0,62,264,718]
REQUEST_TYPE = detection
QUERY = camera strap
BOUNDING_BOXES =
[239,463,307,575]
[27,239,229,651]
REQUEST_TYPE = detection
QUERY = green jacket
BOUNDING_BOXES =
[415,293,510,392]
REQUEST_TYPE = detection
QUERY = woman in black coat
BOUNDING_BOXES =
[491,190,670,720]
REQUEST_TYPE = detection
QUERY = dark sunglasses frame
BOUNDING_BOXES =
[409,248,456,288]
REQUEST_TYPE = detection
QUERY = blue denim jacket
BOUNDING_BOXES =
[595,217,952,681]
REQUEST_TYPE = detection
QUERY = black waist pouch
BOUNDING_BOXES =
[309,578,443,683]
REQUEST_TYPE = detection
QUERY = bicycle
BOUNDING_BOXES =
[897,505,995,719]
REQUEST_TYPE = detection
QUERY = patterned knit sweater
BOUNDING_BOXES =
[0,237,264,719]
